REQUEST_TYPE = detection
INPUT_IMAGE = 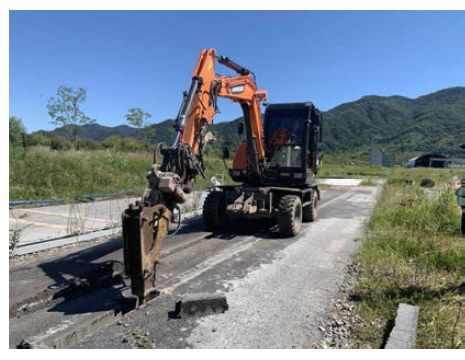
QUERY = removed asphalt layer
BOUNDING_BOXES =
[9,186,380,349]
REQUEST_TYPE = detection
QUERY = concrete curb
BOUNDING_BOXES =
[12,228,122,256]
[384,303,419,349]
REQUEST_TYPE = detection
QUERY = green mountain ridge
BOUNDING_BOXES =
[324,86,465,156]
[46,86,465,156]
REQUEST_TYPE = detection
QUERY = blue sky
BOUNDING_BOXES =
[9,10,465,132]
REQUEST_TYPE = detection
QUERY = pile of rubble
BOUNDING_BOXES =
[313,262,372,349]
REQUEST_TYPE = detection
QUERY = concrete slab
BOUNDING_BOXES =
[317,178,385,186]
[12,228,122,256]
[10,191,207,254]
[385,303,419,349]
[9,197,138,245]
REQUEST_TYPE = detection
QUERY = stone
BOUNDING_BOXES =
[419,178,435,188]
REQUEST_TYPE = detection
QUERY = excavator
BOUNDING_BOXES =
[122,48,323,304]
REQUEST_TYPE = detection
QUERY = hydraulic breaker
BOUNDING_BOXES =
[122,202,172,304]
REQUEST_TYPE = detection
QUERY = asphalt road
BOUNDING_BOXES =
[9,185,380,349]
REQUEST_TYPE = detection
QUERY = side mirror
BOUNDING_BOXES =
[237,123,244,136]
[223,146,230,160]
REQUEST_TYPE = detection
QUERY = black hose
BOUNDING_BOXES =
[153,142,164,164]
[166,205,182,238]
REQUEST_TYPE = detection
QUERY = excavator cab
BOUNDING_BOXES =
[263,102,323,187]
[214,102,323,238]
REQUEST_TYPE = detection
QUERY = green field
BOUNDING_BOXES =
[9,147,233,201]
[351,168,465,348]
[9,146,389,201]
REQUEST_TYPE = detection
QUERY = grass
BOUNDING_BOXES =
[318,151,391,179]
[9,146,231,201]
[9,145,388,201]
[359,179,377,186]
[318,164,390,179]
[9,228,22,253]
[351,168,465,349]
[9,145,399,201]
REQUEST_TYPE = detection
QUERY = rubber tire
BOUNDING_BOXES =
[277,195,303,237]
[203,191,227,230]
[302,192,317,223]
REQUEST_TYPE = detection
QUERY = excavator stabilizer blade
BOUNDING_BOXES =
[122,203,171,304]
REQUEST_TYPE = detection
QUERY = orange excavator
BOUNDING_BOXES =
[122,48,323,304]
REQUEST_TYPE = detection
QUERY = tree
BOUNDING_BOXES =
[47,86,95,150]
[102,135,124,150]
[9,116,26,149]
[125,107,154,141]
[28,132,51,147]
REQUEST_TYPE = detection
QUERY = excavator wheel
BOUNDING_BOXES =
[203,191,227,230]
[277,195,303,237]
[302,191,318,222]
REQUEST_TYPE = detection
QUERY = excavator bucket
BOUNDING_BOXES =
[122,202,171,305]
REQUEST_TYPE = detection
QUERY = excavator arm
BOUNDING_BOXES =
[122,49,267,304]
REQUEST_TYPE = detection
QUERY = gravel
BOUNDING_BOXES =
[312,261,363,349]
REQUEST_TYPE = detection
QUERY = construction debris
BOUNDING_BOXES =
[173,293,228,318]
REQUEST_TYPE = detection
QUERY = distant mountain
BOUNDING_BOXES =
[46,86,465,156]
[50,117,242,148]
[53,123,139,140]
[323,87,465,156]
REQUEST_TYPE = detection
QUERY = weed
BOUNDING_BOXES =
[351,167,465,348]
[9,147,232,200]
[319,164,389,179]
[360,179,377,186]
[9,229,21,254]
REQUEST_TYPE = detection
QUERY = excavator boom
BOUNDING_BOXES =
[122,49,267,304]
